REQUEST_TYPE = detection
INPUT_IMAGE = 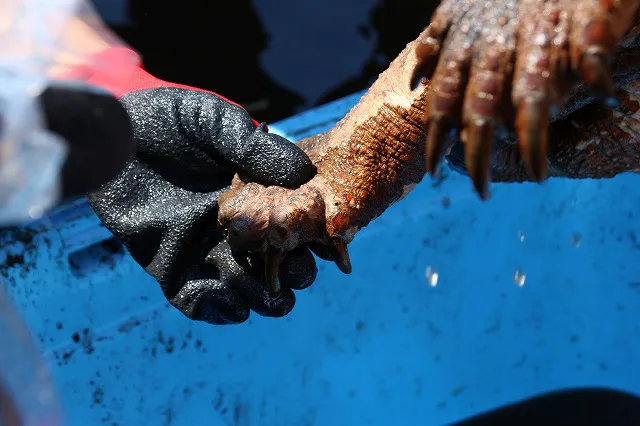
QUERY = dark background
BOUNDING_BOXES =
[92,0,441,123]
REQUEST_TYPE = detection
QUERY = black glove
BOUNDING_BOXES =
[87,87,318,325]
[38,82,136,202]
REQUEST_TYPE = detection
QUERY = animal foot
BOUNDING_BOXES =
[217,175,351,297]
[411,0,639,199]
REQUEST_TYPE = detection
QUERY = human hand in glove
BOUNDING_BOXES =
[38,81,136,202]
[60,46,318,325]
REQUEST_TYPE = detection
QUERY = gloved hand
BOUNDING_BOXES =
[80,48,318,325]
[37,81,136,202]
[0,81,134,228]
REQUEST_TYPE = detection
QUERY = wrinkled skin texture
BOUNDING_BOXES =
[414,0,640,195]
[218,0,639,296]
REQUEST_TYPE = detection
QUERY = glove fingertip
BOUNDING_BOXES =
[171,280,251,325]
[253,288,296,318]
[280,246,318,290]
[245,125,316,187]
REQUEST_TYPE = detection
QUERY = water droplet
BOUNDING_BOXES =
[570,233,582,248]
[605,96,620,109]
[425,266,439,287]
[28,205,44,219]
[518,231,525,242]
[513,270,526,287]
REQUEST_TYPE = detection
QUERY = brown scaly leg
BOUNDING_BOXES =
[412,0,640,198]
[218,2,639,296]
[218,31,434,296]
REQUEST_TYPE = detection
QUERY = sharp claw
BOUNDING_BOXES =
[463,118,493,200]
[580,52,615,100]
[330,239,352,274]
[411,37,441,90]
[264,246,284,297]
[516,97,549,182]
[426,115,454,176]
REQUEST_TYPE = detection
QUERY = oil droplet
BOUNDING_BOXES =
[518,231,525,242]
[570,233,582,248]
[513,270,526,287]
[425,266,439,287]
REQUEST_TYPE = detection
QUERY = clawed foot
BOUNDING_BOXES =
[218,177,352,297]
[411,0,639,199]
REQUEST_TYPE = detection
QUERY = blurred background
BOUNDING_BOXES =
[91,0,441,123]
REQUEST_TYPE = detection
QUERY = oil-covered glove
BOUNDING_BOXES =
[75,48,318,325]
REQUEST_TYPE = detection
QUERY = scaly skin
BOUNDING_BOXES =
[414,0,640,195]
[218,1,639,295]
[449,20,640,182]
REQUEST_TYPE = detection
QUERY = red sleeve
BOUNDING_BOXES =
[56,47,262,127]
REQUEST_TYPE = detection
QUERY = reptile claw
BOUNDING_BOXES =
[516,97,549,182]
[425,114,454,176]
[330,239,352,274]
[265,246,284,297]
[463,119,493,200]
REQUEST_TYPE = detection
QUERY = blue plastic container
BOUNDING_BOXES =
[1,91,640,425]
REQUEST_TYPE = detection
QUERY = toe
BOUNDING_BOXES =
[512,0,570,181]
[410,12,452,89]
[570,0,639,99]
[424,41,474,175]
[460,11,517,198]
